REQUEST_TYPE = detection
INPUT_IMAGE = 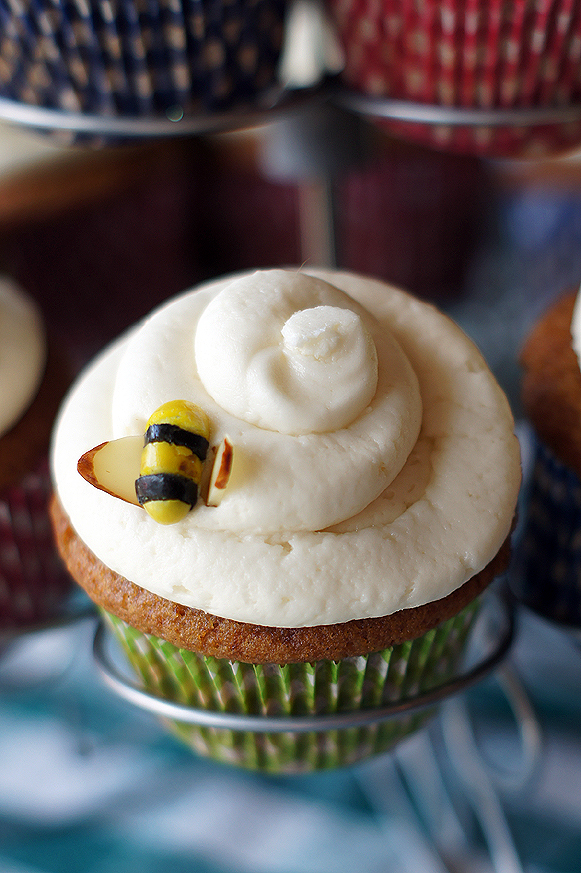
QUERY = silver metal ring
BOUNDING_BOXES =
[92,589,515,733]
[0,86,326,139]
[4,86,579,139]
[333,91,581,128]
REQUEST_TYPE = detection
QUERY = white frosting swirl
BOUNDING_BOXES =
[52,269,521,628]
[194,270,378,434]
[111,271,422,533]
[0,276,46,438]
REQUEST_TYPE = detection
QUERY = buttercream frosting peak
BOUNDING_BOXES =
[282,305,357,359]
[194,270,379,435]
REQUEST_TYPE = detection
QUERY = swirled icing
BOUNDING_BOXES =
[51,269,521,628]
[195,270,379,435]
[111,271,421,533]
[0,277,46,439]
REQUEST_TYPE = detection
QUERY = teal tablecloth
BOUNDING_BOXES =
[1,606,580,873]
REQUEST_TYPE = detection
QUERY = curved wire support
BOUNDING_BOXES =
[490,664,545,793]
[440,697,525,873]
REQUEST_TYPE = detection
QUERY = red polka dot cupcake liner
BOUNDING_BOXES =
[0,460,73,636]
[326,0,581,157]
[380,116,581,158]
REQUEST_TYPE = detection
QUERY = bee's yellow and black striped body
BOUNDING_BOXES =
[135,400,210,524]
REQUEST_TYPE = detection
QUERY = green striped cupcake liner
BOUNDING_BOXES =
[101,600,480,773]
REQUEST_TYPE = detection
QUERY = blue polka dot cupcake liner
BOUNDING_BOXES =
[102,599,481,773]
[0,0,287,120]
[512,437,581,628]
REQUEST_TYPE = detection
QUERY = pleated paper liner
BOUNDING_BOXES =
[0,461,73,637]
[513,438,581,630]
[101,599,480,773]
[0,0,287,119]
[325,0,581,157]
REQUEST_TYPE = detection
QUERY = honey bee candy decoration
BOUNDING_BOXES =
[77,401,233,523]
[136,401,211,525]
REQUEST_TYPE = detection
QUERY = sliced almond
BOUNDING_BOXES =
[77,435,143,506]
[207,436,234,506]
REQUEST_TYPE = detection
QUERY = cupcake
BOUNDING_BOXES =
[0,276,72,636]
[50,268,521,772]
[516,288,581,629]
[325,0,581,158]
[0,0,287,126]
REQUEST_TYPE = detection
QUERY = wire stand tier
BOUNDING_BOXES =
[0,85,329,142]
[333,92,581,129]
[93,586,515,737]
[3,83,581,152]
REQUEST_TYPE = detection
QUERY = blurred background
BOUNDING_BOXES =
[2,27,581,870]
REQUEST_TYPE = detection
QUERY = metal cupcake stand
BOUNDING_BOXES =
[91,585,515,735]
[3,79,581,139]
[2,44,581,873]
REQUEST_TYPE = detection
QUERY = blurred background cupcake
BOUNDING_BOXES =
[0,0,287,127]
[514,288,581,631]
[0,275,72,638]
[324,0,581,158]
